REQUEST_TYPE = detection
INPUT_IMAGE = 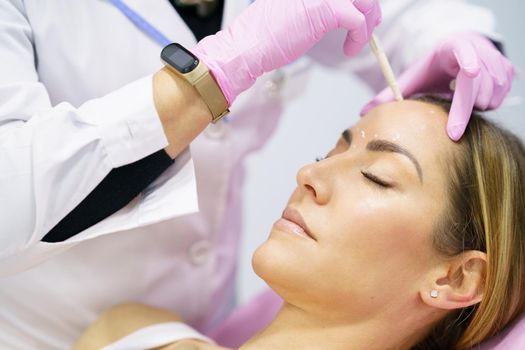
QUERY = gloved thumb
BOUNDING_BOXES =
[342,0,382,56]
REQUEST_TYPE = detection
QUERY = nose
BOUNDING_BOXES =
[296,160,332,205]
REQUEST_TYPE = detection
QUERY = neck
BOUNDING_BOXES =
[239,302,432,350]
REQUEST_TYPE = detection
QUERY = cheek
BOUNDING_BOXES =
[321,193,437,286]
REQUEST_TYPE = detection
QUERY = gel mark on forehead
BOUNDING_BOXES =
[342,129,423,183]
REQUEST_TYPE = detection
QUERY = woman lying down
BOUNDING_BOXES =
[74,96,525,350]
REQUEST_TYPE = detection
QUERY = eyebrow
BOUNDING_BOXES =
[342,130,423,183]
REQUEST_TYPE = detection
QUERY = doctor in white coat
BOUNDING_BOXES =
[0,0,514,349]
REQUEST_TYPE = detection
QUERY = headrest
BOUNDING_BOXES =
[478,314,525,349]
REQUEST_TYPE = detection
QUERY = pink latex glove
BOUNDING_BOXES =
[193,0,382,105]
[361,32,515,141]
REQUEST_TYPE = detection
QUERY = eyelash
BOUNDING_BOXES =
[316,156,392,189]
[361,171,392,189]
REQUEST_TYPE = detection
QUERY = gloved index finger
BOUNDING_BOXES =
[447,69,482,141]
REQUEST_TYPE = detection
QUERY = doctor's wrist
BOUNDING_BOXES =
[153,67,212,159]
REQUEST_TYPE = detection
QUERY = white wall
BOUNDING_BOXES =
[237,0,525,303]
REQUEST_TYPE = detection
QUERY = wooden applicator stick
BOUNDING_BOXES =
[369,34,404,101]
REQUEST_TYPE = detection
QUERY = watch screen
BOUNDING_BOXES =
[170,50,195,69]
[161,43,199,73]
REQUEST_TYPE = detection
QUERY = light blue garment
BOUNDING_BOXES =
[109,0,256,46]
[109,0,171,46]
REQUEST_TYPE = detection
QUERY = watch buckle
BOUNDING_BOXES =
[212,109,230,124]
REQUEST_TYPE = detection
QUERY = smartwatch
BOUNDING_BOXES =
[161,43,230,123]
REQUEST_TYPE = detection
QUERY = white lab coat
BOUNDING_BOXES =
[0,0,497,349]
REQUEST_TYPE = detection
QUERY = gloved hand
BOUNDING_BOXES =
[193,0,382,105]
[360,32,515,141]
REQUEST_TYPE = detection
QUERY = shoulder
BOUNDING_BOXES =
[73,303,183,350]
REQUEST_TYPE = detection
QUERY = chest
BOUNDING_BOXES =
[23,0,199,106]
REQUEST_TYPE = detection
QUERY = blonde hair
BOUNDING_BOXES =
[414,96,525,349]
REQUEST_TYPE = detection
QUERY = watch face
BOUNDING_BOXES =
[161,43,200,74]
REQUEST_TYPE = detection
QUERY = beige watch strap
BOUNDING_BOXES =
[178,62,230,123]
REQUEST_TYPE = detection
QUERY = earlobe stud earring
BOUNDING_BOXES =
[430,290,439,298]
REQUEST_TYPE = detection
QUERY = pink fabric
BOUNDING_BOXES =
[361,32,515,141]
[192,0,382,105]
[206,289,283,348]
[478,314,525,349]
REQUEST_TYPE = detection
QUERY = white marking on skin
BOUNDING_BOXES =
[360,130,366,139]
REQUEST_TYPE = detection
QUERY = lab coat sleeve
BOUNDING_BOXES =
[0,1,171,260]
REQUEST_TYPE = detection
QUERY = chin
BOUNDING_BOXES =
[251,234,313,302]
[252,244,293,303]
[251,239,279,283]
[252,229,300,276]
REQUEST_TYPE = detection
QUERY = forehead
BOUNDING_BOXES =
[354,100,457,179]
[360,99,446,133]
[356,100,451,147]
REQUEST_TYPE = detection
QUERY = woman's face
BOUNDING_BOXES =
[253,100,458,322]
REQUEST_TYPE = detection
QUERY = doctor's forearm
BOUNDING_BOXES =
[42,69,212,243]
[153,67,212,159]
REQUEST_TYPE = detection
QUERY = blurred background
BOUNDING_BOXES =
[237,0,525,303]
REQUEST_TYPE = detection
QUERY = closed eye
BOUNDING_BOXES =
[361,171,392,189]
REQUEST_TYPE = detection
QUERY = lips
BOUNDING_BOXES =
[276,207,316,241]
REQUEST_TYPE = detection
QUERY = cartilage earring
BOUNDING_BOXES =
[430,290,439,298]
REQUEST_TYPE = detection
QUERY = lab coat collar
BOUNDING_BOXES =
[121,0,197,46]
[120,0,249,46]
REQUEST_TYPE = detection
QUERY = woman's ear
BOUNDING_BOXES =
[420,251,487,310]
